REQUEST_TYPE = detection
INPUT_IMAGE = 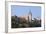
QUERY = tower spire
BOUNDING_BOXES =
[28,10,32,15]
[28,10,32,23]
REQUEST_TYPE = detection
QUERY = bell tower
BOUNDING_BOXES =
[28,10,32,22]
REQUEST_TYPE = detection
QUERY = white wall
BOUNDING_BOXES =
[45,0,46,31]
[0,0,46,34]
[6,0,45,2]
[0,0,5,33]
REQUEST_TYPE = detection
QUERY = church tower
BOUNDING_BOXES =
[28,10,32,22]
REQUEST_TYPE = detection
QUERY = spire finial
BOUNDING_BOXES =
[28,10,32,15]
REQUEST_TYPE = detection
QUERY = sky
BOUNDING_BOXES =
[11,5,41,18]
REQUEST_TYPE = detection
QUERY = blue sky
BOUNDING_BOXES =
[11,5,41,18]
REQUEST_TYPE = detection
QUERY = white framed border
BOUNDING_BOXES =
[5,1,45,33]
